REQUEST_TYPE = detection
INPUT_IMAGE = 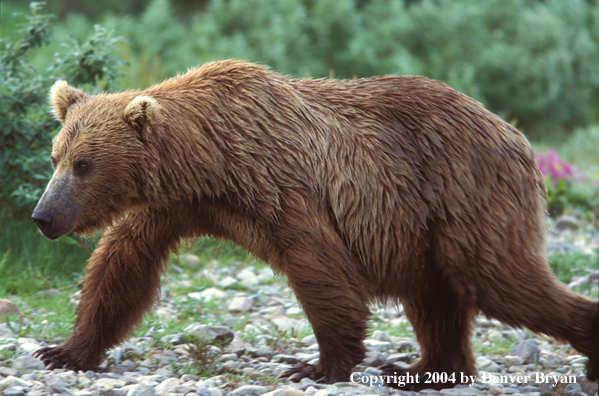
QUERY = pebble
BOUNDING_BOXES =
[189,287,227,302]
[503,355,524,367]
[228,384,269,396]
[12,355,46,371]
[228,296,253,312]
[184,323,235,345]
[510,340,540,365]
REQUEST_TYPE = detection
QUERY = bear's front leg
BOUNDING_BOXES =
[35,208,185,371]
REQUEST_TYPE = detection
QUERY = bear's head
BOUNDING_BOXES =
[32,81,162,240]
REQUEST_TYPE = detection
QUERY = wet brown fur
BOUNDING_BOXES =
[34,60,598,387]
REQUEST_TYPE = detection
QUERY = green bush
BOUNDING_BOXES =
[7,0,597,134]
[0,3,127,216]
[88,0,599,135]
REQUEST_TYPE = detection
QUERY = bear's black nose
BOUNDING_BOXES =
[32,209,53,232]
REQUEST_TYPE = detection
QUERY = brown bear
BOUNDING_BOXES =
[32,60,597,388]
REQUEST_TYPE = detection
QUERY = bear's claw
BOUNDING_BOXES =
[34,346,70,370]
[33,344,88,371]
[279,363,324,382]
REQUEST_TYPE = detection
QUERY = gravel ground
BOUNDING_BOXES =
[0,214,597,396]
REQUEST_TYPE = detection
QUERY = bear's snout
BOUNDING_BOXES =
[32,208,53,233]
[32,172,82,240]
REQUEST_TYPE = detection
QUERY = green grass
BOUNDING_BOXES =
[2,293,77,342]
[0,217,94,296]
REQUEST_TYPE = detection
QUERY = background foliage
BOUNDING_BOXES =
[0,3,127,215]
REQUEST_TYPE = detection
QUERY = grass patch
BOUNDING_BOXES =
[0,217,93,296]
[180,336,223,377]
[2,291,77,343]
[473,333,517,356]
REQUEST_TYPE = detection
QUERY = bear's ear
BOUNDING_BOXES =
[49,80,87,122]
[123,96,161,137]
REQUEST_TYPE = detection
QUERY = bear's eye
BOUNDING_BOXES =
[50,156,57,169]
[74,160,92,175]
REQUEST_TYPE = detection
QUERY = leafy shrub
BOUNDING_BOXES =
[0,3,127,216]
[30,0,598,135]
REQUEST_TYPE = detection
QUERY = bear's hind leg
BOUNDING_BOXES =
[383,259,477,390]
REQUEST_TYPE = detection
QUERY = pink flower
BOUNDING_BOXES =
[536,150,574,186]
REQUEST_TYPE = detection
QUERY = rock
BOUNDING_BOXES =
[362,348,386,367]
[219,276,238,288]
[539,382,553,396]
[109,359,136,375]
[180,254,200,268]
[73,390,94,396]
[45,373,70,394]
[128,385,157,396]
[237,268,259,287]
[271,317,309,332]
[0,367,19,377]
[256,268,275,283]
[0,299,20,319]
[155,377,179,394]
[577,376,599,396]
[228,297,253,312]
[364,339,392,351]
[189,287,227,302]
[184,324,234,345]
[282,388,304,396]
[109,346,125,363]
[2,387,27,396]
[395,339,416,352]
[255,345,274,359]
[564,383,584,396]
[510,340,540,364]
[285,306,302,315]
[0,376,32,391]
[261,391,287,396]
[229,385,269,396]
[220,352,238,361]
[272,354,300,364]
[476,356,493,369]
[385,352,413,364]
[554,215,580,231]
[540,353,561,369]
[0,322,15,337]
[503,355,524,367]
[569,357,589,365]
[314,388,339,396]
[12,356,46,371]
[181,374,199,382]
[299,377,317,390]
[34,289,61,298]
[0,343,16,353]
[96,377,127,388]
[371,330,393,343]
[301,334,317,346]
[439,387,480,395]
[19,342,42,354]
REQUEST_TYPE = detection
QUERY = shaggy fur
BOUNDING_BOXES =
[32,60,598,388]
